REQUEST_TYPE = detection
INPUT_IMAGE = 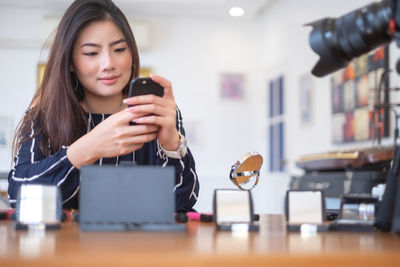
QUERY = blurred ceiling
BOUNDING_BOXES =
[0,0,273,19]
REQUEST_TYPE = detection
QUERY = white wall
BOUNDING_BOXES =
[0,0,389,214]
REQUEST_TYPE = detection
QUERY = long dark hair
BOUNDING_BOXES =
[12,0,140,157]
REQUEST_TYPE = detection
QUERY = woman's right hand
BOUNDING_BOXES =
[66,108,159,169]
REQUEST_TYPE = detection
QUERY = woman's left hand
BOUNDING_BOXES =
[123,74,180,150]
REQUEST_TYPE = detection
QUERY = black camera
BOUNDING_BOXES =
[307,0,399,77]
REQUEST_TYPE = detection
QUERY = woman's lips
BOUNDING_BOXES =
[99,76,119,85]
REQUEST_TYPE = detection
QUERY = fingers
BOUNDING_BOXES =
[93,111,159,141]
[102,124,159,156]
[86,110,161,159]
[150,74,174,99]
[123,94,166,108]
[127,103,175,118]
[127,103,176,130]
[112,108,145,124]
[111,108,164,126]
[123,124,160,136]
[119,132,158,154]
[132,114,175,128]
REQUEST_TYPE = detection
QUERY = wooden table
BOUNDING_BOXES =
[1,215,400,266]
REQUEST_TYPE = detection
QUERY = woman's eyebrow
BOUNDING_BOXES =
[80,42,100,48]
[80,39,126,48]
[110,38,126,46]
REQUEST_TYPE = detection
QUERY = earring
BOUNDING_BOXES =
[72,73,79,91]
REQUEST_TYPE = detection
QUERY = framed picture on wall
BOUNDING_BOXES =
[330,45,389,144]
[220,73,245,100]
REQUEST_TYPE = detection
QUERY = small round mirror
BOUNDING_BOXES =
[229,152,263,190]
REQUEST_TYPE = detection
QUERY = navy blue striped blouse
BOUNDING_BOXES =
[8,109,199,212]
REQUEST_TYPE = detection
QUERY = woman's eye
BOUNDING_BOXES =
[115,47,126,53]
[83,52,97,56]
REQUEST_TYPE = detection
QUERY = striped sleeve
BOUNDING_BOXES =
[7,130,79,207]
[156,107,199,211]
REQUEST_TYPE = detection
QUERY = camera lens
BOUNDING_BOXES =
[307,0,393,77]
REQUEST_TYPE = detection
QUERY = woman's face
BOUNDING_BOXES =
[72,19,132,99]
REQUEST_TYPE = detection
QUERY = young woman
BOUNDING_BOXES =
[8,0,199,212]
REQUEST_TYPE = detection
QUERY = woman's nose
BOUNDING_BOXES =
[101,51,115,71]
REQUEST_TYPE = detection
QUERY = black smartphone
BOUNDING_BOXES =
[128,77,164,125]
[128,77,164,100]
